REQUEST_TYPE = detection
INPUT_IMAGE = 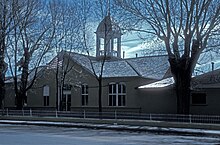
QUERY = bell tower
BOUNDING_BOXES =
[96,15,122,58]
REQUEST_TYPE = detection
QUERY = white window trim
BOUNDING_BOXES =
[81,84,88,106]
[108,82,126,107]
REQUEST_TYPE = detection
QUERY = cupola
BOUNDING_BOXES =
[96,15,122,58]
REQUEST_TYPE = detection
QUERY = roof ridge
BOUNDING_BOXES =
[124,54,168,60]
[67,51,96,60]
[67,52,97,77]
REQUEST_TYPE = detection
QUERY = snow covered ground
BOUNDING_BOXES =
[0,124,219,145]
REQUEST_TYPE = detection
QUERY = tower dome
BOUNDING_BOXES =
[96,15,121,35]
[96,15,122,58]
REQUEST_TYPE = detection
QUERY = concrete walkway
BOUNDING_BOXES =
[1,116,220,137]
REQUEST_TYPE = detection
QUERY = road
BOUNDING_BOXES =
[0,124,219,145]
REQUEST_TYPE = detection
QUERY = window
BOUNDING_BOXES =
[109,83,126,106]
[62,93,71,111]
[81,84,88,106]
[44,96,49,106]
[61,84,72,111]
[43,85,49,106]
[191,92,206,105]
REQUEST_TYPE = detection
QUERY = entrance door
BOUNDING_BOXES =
[62,91,71,111]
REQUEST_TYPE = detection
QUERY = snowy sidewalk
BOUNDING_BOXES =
[0,118,220,137]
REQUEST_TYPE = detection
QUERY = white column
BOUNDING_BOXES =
[96,35,100,57]
[117,37,121,58]
[111,38,114,56]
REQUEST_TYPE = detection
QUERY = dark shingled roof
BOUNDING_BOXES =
[192,69,220,88]
[67,52,170,80]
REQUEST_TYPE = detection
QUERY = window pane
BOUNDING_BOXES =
[113,84,116,93]
[43,86,49,96]
[82,84,88,106]
[43,96,49,106]
[47,96,49,106]
[109,85,112,94]
[113,95,116,106]
[82,95,85,106]
[118,95,122,106]
[44,96,46,106]
[109,95,112,106]
[86,95,88,105]
[122,84,126,93]
[118,84,121,94]
[122,95,126,106]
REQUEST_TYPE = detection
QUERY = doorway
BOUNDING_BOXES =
[61,91,71,111]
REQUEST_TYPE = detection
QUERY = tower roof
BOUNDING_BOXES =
[96,15,121,35]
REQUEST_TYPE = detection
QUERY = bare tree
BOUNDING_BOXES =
[0,0,25,109]
[81,0,103,114]
[0,0,9,109]
[6,0,55,109]
[115,0,220,114]
[48,0,86,111]
[83,0,119,114]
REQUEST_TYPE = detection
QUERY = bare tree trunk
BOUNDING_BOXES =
[98,78,102,114]
[16,50,30,109]
[0,33,6,109]
[55,62,59,111]
[169,56,191,114]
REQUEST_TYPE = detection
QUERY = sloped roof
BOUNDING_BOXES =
[126,56,170,79]
[138,68,220,89]
[6,52,170,83]
[192,69,220,88]
[5,66,45,83]
[96,15,121,35]
[67,52,170,80]
[92,60,138,77]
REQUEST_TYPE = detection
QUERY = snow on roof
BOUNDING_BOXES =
[68,52,170,79]
[69,52,94,72]
[126,56,169,79]
[5,52,170,84]
[138,77,174,89]
[69,52,138,77]
[93,60,138,77]
[138,68,220,89]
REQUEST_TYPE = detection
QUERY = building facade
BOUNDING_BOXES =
[4,15,220,115]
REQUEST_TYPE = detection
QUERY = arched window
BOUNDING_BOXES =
[81,84,88,106]
[43,85,49,106]
[109,82,126,106]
